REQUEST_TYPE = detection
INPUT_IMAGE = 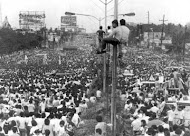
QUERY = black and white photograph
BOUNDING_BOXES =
[0,0,190,136]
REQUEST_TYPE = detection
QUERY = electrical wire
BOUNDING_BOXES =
[107,0,126,13]
[86,17,99,32]
[87,16,99,25]
[98,0,106,4]
[90,0,105,12]
[107,0,114,5]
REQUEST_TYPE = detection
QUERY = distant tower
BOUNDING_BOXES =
[2,16,11,29]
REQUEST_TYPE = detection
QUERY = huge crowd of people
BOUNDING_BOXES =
[0,33,190,136]
[0,45,103,136]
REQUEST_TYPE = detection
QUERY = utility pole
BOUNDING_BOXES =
[98,0,113,94]
[111,0,118,136]
[99,18,101,27]
[103,0,108,95]
[183,25,187,62]
[147,11,150,48]
[159,15,168,47]
[105,0,107,33]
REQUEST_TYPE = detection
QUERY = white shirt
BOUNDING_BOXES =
[124,103,132,111]
[157,132,165,136]
[120,94,127,101]
[95,122,107,136]
[96,90,101,98]
[57,126,67,136]
[90,96,96,103]
[168,110,175,122]
[51,118,61,132]
[35,118,44,129]
[30,126,39,135]
[40,102,46,113]
[72,114,80,127]
[131,119,141,131]
[150,106,159,114]
[17,117,26,129]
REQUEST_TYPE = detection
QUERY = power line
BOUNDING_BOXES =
[87,16,99,25]
[98,0,106,4]
[107,0,126,13]
[107,0,114,5]
[90,0,104,12]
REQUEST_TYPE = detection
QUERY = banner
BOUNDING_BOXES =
[19,13,45,19]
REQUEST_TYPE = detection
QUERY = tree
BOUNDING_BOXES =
[0,28,41,55]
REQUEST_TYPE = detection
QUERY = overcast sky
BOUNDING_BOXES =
[0,0,190,32]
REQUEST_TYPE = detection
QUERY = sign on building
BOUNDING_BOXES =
[61,16,77,32]
[19,11,46,31]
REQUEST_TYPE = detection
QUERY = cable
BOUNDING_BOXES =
[90,0,105,12]
[98,0,106,4]
[87,17,99,25]
[107,0,114,5]
[107,0,126,13]
[87,17,99,32]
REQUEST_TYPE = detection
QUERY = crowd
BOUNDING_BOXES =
[0,32,190,136]
[113,47,190,136]
[0,45,103,136]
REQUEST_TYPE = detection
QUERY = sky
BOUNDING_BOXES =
[0,0,190,33]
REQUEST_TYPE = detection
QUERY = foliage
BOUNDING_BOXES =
[0,28,41,54]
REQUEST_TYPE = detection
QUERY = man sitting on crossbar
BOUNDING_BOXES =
[96,19,130,58]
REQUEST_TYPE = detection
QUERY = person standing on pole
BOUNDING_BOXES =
[96,26,105,44]
[96,19,130,58]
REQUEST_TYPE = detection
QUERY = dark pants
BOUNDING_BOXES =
[19,128,26,136]
[98,37,103,43]
[100,37,120,51]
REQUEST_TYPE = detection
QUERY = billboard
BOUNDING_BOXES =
[19,11,46,31]
[61,16,77,32]
[61,16,77,26]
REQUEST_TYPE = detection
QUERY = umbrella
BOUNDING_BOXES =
[147,119,164,127]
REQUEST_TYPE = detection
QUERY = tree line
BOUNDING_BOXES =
[0,28,43,55]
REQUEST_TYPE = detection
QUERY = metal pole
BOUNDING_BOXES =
[111,0,118,136]
[159,15,167,46]
[103,0,107,94]
[105,0,107,33]
[99,18,101,27]
[148,11,150,48]
[183,25,187,62]
[160,15,165,47]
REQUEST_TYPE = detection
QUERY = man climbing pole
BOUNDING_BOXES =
[96,19,130,59]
